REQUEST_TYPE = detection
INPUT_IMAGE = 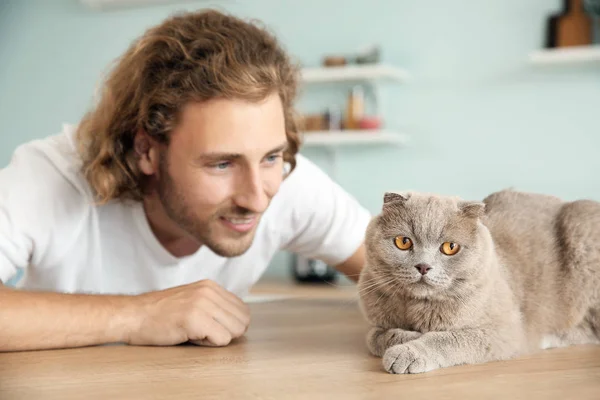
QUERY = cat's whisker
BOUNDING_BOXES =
[358,283,380,293]
[360,275,397,295]
[358,272,395,292]
[358,285,388,299]
[357,279,386,293]
[357,276,380,285]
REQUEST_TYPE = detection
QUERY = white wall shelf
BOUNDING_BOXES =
[297,64,411,182]
[301,130,409,147]
[529,45,600,66]
[300,64,410,84]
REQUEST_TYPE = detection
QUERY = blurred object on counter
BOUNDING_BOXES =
[545,0,593,48]
[585,0,600,43]
[291,254,338,284]
[344,86,364,130]
[321,44,381,67]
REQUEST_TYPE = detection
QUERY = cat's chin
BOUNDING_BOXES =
[405,283,436,299]
[405,277,451,299]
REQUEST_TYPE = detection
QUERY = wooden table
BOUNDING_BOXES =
[1,280,599,399]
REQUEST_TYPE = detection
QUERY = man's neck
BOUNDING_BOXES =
[142,195,201,258]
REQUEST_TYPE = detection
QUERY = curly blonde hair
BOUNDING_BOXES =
[75,9,301,204]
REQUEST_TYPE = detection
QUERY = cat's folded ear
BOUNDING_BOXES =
[459,201,486,219]
[383,191,410,204]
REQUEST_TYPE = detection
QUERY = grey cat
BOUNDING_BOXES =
[358,189,600,374]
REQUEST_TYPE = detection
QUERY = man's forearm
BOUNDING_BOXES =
[0,285,140,352]
[334,243,366,282]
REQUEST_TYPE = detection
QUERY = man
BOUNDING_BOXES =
[0,9,370,351]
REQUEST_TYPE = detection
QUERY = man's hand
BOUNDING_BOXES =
[130,280,251,347]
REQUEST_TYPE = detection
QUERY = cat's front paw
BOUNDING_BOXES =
[382,343,438,374]
[366,327,389,357]
[367,327,422,357]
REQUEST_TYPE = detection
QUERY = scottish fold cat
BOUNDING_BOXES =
[358,189,600,374]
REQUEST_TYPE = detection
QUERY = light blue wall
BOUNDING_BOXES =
[1,0,599,280]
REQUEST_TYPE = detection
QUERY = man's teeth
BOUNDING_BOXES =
[225,217,253,224]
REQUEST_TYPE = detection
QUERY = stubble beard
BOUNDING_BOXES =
[156,154,258,258]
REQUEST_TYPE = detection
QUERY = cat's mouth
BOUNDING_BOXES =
[414,275,440,288]
[413,276,432,285]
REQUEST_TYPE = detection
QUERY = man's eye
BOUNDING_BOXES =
[265,154,281,163]
[213,161,231,170]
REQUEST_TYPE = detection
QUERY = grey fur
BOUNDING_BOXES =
[358,189,600,374]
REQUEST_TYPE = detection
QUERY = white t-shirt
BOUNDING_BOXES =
[0,124,371,297]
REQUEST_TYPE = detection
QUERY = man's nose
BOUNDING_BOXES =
[234,169,269,213]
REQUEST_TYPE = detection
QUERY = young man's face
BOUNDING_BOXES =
[154,92,288,257]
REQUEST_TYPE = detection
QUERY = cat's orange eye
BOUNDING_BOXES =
[440,242,460,255]
[394,236,413,250]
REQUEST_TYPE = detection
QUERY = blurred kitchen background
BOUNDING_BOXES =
[1,0,599,283]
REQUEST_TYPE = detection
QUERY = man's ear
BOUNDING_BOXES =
[134,129,159,175]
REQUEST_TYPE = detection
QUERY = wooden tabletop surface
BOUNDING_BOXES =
[1,279,599,399]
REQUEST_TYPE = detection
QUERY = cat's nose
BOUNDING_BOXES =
[415,263,432,275]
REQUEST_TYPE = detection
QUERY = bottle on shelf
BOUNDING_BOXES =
[545,0,593,48]
[344,85,364,130]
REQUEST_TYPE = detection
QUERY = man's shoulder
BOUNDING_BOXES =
[265,152,357,219]
[6,124,92,199]
[277,153,331,194]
